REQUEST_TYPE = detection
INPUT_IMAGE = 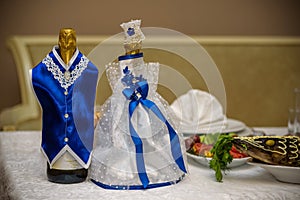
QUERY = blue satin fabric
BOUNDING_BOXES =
[123,81,187,188]
[32,50,98,167]
[72,66,98,153]
[118,53,143,61]
[91,174,185,190]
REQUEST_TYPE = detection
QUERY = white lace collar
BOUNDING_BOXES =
[42,47,89,91]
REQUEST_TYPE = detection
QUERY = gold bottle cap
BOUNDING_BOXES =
[58,28,77,65]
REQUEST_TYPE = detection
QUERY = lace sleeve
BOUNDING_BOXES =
[145,62,159,94]
[105,63,121,90]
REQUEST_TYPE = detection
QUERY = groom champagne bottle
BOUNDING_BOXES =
[32,28,98,183]
[47,28,87,183]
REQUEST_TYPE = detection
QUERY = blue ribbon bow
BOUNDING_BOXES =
[122,80,187,188]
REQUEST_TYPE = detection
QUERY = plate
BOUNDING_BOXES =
[187,152,251,168]
[183,118,246,135]
[248,161,300,184]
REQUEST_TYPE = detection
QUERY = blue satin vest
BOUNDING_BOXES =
[32,47,98,168]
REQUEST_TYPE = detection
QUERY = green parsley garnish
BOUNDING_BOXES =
[209,135,234,182]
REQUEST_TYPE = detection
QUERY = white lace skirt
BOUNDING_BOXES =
[89,90,188,189]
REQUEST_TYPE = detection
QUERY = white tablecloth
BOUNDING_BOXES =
[1,128,300,200]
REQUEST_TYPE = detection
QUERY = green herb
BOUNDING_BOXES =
[209,135,234,182]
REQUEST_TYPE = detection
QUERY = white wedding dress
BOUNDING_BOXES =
[90,54,188,190]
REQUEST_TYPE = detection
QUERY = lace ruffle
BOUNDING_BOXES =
[42,55,88,90]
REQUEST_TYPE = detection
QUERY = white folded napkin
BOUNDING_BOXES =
[170,89,227,133]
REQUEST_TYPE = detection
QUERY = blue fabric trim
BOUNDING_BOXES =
[140,98,187,174]
[91,174,185,190]
[128,99,150,188]
[122,80,187,188]
[118,53,143,61]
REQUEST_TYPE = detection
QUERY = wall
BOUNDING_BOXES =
[0,0,300,126]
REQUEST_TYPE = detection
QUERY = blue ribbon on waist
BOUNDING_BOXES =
[123,81,187,188]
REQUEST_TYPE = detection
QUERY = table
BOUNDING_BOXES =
[1,128,300,200]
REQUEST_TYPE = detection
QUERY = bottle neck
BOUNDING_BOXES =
[118,53,144,72]
[60,48,76,65]
[126,49,141,55]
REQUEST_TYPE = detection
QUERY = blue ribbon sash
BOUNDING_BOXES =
[123,80,187,188]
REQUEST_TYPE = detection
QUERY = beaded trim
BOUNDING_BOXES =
[43,55,88,90]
